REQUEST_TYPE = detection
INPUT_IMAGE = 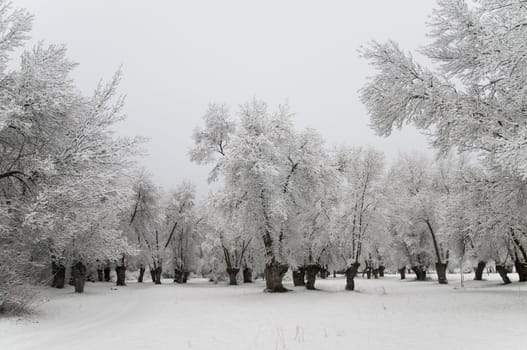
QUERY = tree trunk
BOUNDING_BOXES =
[264,261,289,292]
[51,261,66,288]
[305,265,320,290]
[97,269,104,282]
[154,266,162,285]
[496,264,511,284]
[242,267,253,283]
[138,266,145,283]
[104,265,111,282]
[174,268,184,283]
[373,268,379,279]
[435,262,448,284]
[292,268,305,286]
[411,265,427,281]
[183,272,190,283]
[379,265,385,277]
[514,260,527,282]
[366,267,372,279]
[345,263,360,291]
[115,266,126,286]
[398,267,406,280]
[71,261,87,293]
[319,267,328,279]
[474,261,486,281]
[227,268,240,285]
[150,269,155,282]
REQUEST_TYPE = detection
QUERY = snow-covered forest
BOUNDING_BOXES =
[1,1,526,349]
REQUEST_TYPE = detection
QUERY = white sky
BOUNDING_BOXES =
[15,0,437,195]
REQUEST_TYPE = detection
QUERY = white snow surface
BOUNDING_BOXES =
[1,274,526,350]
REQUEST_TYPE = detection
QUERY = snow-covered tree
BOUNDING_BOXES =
[191,100,338,292]
[127,171,165,284]
[199,191,255,285]
[333,146,385,290]
[164,181,201,283]
[283,129,339,290]
[0,0,143,302]
[385,153,450,284]
[360,0,527,179]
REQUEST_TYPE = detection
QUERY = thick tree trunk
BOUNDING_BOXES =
[345,263,360,291]
[366,268,372,279]
[115,266,126,286]
[514,260,527,282]
[138,266,146,283]
[292,268,306,286]
[411,265,427,281]
[51,261,66,288]
[319,267,328,279]
[496,264,511,284]
[305,265,320,290]
[183,272,190,283]
[227,268,240,285]
[174,268,185,283]
[398,267,406,280]
[379,265,385,277]
[474,261,486,281]
[71,261,87,293]
[154,266,162,285]
[97,269,104,282]
[373,268,379,279]
[243,267,253,283]
[435,263,448,284]
[264,261,289,292]
[104,266,111,282]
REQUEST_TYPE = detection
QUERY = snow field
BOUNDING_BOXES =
[1,274,525,350]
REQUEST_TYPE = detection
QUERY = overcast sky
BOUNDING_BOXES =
[16,0,437,195]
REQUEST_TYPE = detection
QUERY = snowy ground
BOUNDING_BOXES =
[1,273,526,350]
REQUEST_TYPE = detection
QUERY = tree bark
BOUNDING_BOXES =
[71,261,87,293]
[242,267,253,283]
[373,268,379,279]
[474,261,486,281]
[97,269,104,282]
[227,268,240,285]
[51,261,66,288]
[496,264,511,284]
[264,261,289,292]
[345,263,360,291]
[154,266,162,285]
[379,265,385,277]
[398,267,406,280]
[514,260,527,282]
[115,266,126,286]
[183,272,190,283]
[138,266,145,283]
[104,265,111,282]
[174,268,184,283]
[305,265,320,290]
[435,262,448,284]
[411,265,427,281]
[292,267,306,286]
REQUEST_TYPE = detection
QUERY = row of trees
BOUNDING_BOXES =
[2,0,527,314]
[187,101,526,292]
[359,0,527,284]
